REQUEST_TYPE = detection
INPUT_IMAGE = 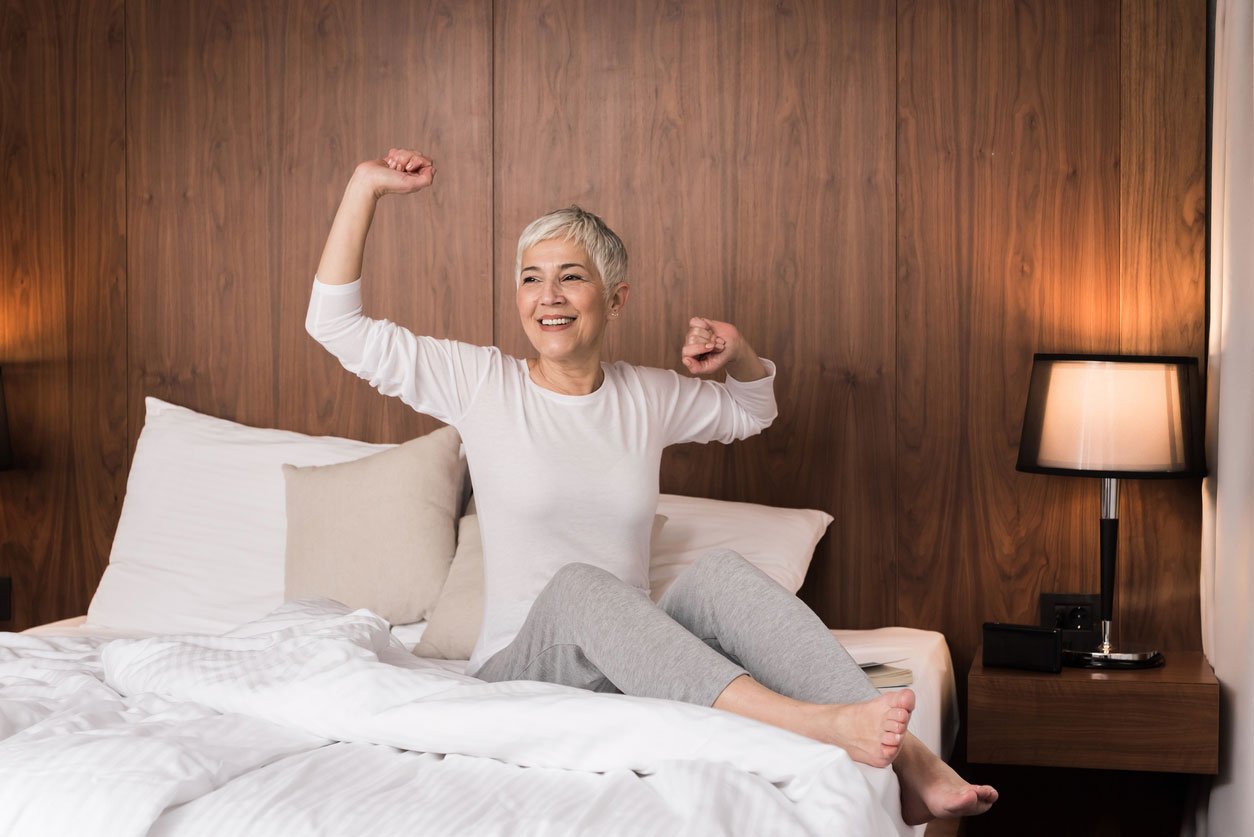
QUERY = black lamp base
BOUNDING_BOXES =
[1062,645,1164,670]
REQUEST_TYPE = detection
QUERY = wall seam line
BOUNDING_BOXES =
[490,0,497,348]
[124,0,131,472]
[893,0,900,627]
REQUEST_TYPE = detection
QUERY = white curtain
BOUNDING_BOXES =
[1198,0,1254,833]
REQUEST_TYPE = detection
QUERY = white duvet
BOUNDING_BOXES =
[0,600,910,836]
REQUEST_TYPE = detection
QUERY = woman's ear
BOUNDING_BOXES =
[608,284,630,318]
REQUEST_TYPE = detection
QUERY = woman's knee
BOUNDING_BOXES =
[663,550,754,609]
[545,561,619,596]
[689,548,755,581]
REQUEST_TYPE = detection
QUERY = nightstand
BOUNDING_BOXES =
[963,649,1218,836]
[968,649,1218,773]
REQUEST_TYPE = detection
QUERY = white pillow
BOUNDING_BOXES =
[649,493,833,601]
[87,398,394,635]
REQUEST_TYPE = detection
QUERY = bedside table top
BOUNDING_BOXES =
[969,649,1217,686]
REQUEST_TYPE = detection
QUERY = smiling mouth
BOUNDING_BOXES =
[539,317,575,328]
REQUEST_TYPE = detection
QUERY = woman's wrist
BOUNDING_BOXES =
[726,343,768,382]
[347,168,385,203]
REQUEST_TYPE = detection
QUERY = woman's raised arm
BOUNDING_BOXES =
[315,148,436,285]
[307,147,498,426]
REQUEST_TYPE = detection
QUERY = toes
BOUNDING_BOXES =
[882,712,906,734]
[889,688,917,713]
[941,785,998,817]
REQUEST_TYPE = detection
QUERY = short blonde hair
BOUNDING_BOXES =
[515,206,628,300]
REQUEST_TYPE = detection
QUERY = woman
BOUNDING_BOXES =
[309,147,996,826]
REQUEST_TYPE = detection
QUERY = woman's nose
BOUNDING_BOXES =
[539,278,565,304]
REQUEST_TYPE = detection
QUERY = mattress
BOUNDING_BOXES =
[22,615,958,762]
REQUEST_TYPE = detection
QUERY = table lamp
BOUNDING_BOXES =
[0,366,13,471]
[1016,353,1205,668]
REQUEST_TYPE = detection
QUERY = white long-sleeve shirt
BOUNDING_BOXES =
[306,278,778,673]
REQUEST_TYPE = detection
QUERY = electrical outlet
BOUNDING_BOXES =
[1039,592,1101,651]
[0,576,10,622]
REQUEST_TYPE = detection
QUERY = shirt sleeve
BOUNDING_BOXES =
[305,277,495,425]
[647,360,779,446]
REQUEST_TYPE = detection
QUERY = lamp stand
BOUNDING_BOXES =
[1061,478,1164,669]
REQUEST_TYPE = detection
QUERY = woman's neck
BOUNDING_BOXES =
[528,356,605,396]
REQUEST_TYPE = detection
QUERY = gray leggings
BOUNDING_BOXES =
[474,549,878,708]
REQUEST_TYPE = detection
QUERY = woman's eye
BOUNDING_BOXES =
[521,276,538,284]
[561,274,583,282]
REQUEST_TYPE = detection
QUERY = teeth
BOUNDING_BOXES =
[541,318,573,326]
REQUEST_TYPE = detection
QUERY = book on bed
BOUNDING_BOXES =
[860,661,914,688]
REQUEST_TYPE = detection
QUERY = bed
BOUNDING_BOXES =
[0,398,958,836]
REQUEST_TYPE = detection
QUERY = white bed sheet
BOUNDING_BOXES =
[23,616,957,763]
[6,602,915,836]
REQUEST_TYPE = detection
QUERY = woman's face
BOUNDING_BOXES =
[516,238,627,364]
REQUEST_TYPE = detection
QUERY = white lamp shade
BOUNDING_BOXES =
[1018,354,1204,478]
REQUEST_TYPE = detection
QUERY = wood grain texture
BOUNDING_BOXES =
[127,0,285,437]
[1115,0,1208,652]
[494,0,898,628]
[896,0,1126,672]
[276,0,493,443]
[131,0,493,448]
[0,0,68,631]
[63,0,128,628]
[0,0,125,630]
[968,650,1219,774]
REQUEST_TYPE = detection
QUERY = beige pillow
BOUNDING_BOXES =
[283,425,465,625]
[413,512,485,660]
[414,510,667,660]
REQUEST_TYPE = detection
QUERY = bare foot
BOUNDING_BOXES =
[813,689,916,767]
[896,735,998,825]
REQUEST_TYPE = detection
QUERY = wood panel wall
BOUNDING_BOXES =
[897,0,1126,665]
[0,0,126,630]
[0,0,1208,688]
[1116,0,1208,655]
[127,1,286,433]
[127,0,493,441]
[275,0,493,442]
[897,0,1207,671]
